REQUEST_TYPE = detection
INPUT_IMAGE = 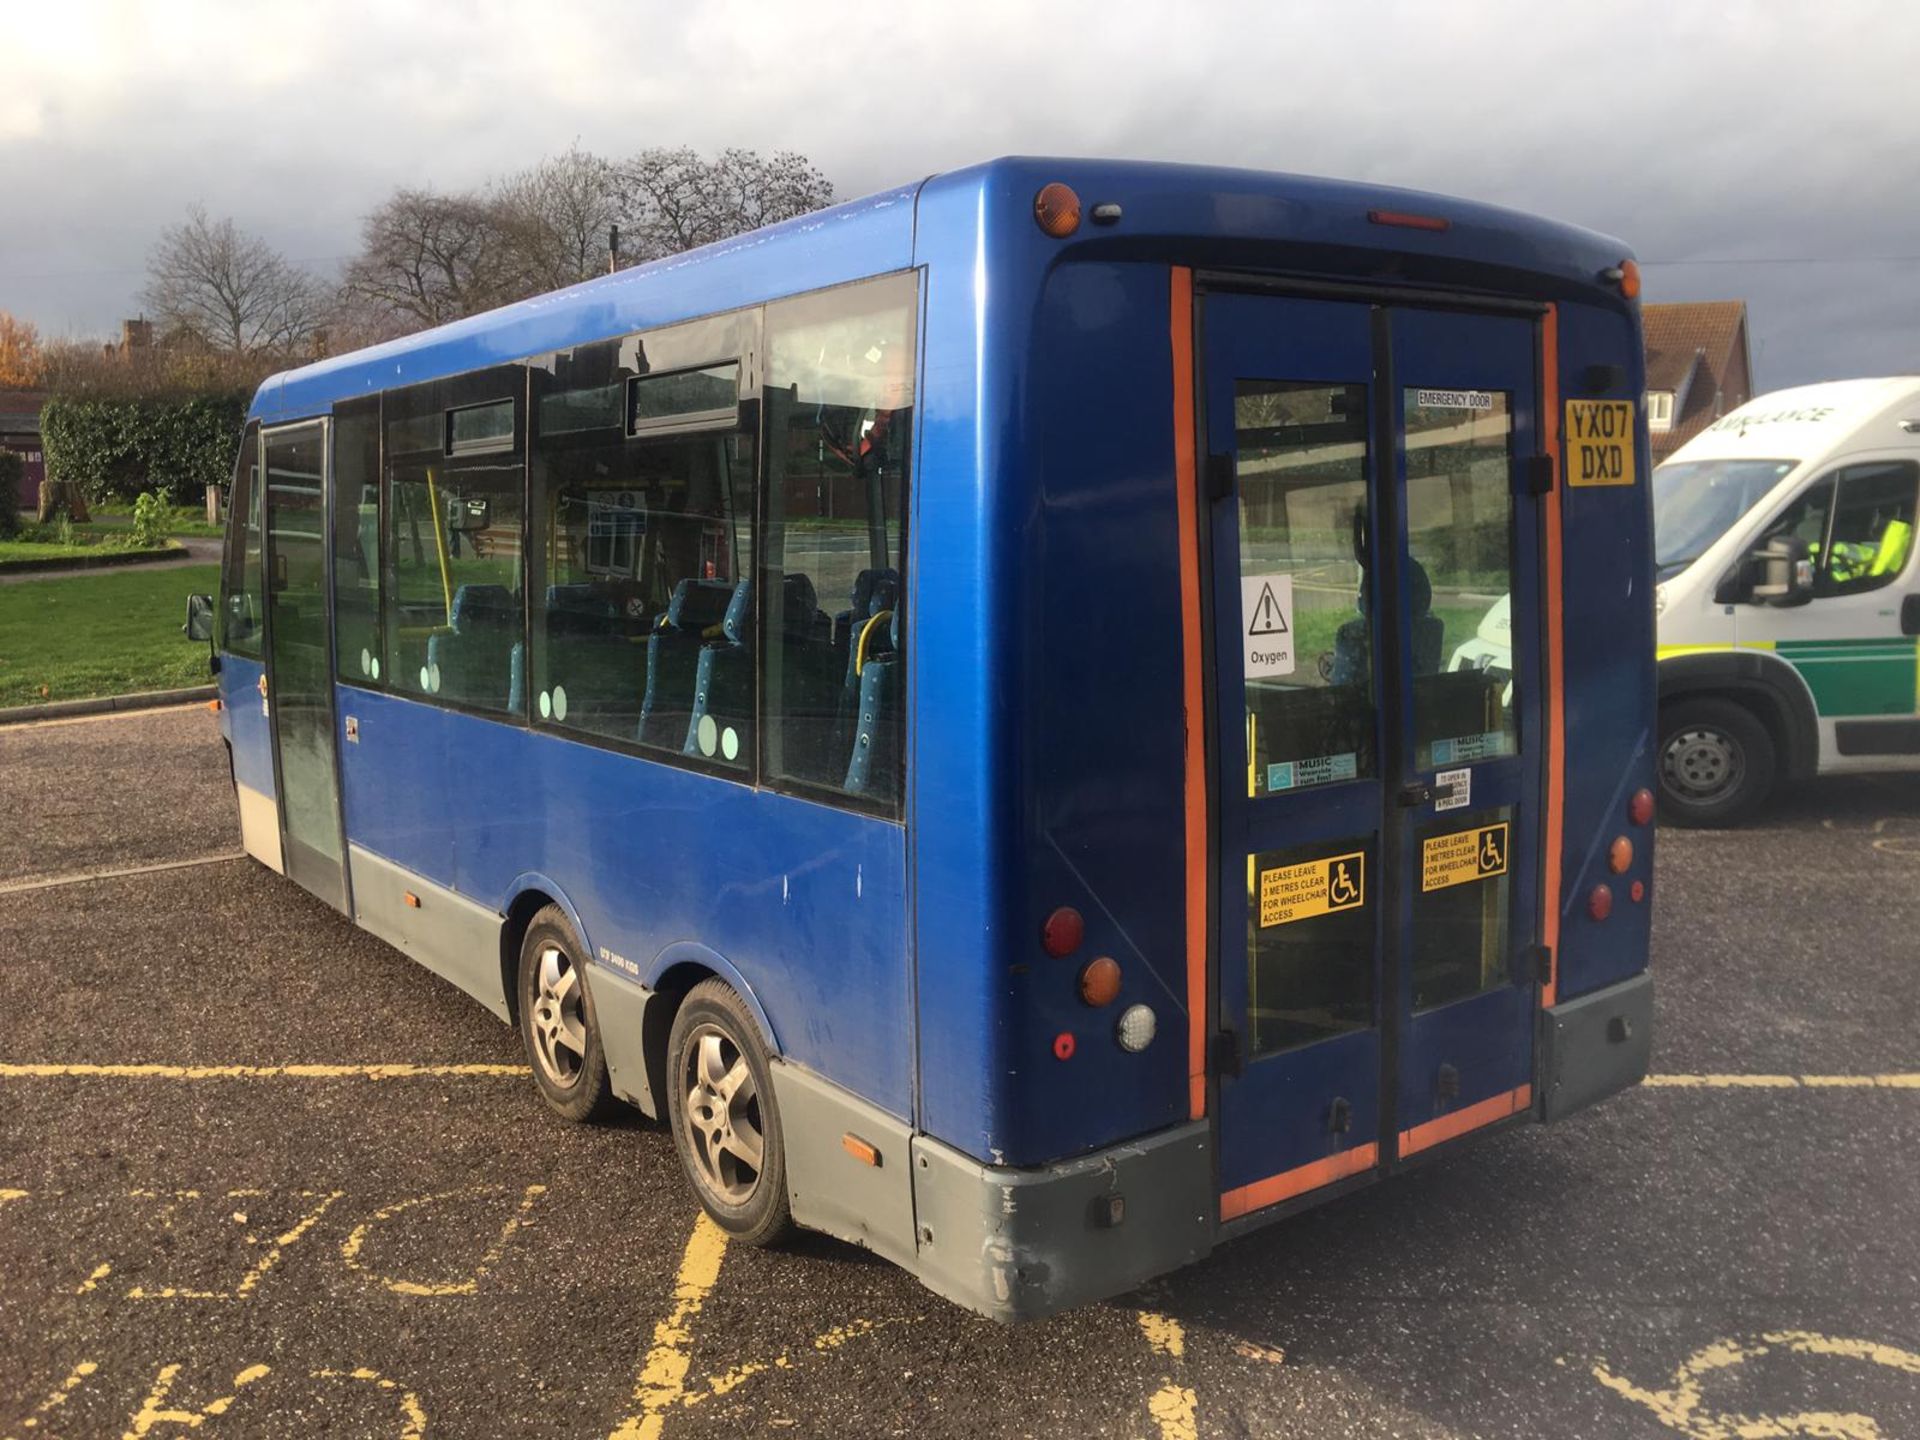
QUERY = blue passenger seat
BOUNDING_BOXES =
[426,583,522,711]
[683,580,755,758]
[844,604,903,800]
[638,578,735,749]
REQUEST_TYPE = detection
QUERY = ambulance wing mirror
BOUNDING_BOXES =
[1749,534,1813,607]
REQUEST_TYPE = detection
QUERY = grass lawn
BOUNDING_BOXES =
[0,564,219,707]
[0,537,181,566]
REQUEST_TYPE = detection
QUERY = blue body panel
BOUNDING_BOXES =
[335,686,911,1111]
[232,156,1649,1172]
[218,654,273,795]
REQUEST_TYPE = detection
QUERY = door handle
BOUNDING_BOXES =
[1205,453,1236,503]
[1397,782,1433,808]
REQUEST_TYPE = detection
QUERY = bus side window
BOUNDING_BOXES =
[1815,461,1919,597]
[221,422,264,658]
[332,398,381,683]
[381,377,526,715]
[760,272,916,814]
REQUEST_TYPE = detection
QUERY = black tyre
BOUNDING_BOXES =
[665,979,792,1246]
[1658,696,1777,827]
[517,904,614,1122]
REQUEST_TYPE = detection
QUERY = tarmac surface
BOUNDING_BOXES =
[3,704,1919,1438]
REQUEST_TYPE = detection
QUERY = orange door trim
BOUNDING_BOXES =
[1539,305,1566,1008]
[1219,1142,1380,1222]
[1171,265,1209,1122]
[1398,1084,1533,1159]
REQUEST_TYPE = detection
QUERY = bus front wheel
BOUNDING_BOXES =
[666,980,793,1247]
[1658,696,1776,827]
[517,904,614,1123]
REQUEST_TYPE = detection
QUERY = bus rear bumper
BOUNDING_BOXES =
[909,1121,1215,1324]
[1538,970,1653,1123]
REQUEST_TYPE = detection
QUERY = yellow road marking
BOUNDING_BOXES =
[1644,1074,1920,1089]
[608,1212,728,1440]
[4,1359,98,1439]
[120,1362,271,1438]
[340,1184,546,1296]
[0,1062,527,1080]
[309,1368,428,1439]
[1592,1329,1920,1438]
[1139,1311,1199,1440]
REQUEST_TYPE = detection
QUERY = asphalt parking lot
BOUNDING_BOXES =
[4,705,1919,1439]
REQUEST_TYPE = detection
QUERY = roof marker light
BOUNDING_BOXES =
[1090,202,1123,225]
[1600,259,1642,299]
[1034,183,1082,238]
[1368,208,1450,233]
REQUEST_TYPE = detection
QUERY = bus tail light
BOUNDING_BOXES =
[1587,885,1614,921]
[1078,957,1121,1007]
[1630,788,1655,826]
[1034,183,1082,238]
[1041,906,1084,958]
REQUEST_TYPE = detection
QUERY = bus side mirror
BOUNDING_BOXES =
[1750,535,1813,607]
[184,592,215,642]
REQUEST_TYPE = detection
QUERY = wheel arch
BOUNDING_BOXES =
[1657,650,1820,779]
[497,873,595,1025]
[642,943,783,1133]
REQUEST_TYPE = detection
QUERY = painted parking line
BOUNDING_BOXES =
[1642,1073,1920,1089]
[0,850,243,896]
[0,1062,527,1080]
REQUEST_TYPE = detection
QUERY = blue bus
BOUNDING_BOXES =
[191,157,1656,1321]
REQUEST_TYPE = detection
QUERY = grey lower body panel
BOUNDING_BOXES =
[769,1060,918,1273]
[348,845,508,1023]
[909,1120,1214,1323]
[588,963,662,1118]
[1539,970,1653,1123]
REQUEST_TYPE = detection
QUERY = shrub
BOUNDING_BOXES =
[130,490,171,550]
[0,452,19,538]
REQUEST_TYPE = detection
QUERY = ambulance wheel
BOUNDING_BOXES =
[666,979,792,1246]
[1658,696,1775,827]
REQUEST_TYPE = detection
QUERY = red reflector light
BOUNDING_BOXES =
[1587,885,1613,921]
[1630,788,1655,826]
[1608,837,1634,874]
[1052,1032,1077,1061]
[1631,880,1647,904]
[1368,208,1450,233]
[1041,906,1084,958]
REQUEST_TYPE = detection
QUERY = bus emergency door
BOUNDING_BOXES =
[260,420,351,914]
[1200,288,1546,1220]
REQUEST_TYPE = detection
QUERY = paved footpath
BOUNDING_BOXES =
[3,705,1919,1438]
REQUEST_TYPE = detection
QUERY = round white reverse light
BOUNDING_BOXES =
[1116,1004,1157,1052]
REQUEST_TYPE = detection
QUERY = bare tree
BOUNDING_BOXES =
[141,206,326,354]
[614,147,835,264]
[490,146,623,293]
[340,188,516,328]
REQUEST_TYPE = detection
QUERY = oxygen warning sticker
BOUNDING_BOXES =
[1257,850,1366,927]
[1565,399,1636,487]
[1241,574,1294,679]
[1421,822,1509,892]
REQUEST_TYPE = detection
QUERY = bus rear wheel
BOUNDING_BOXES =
[1658,696,1776,827]
[666,979,792,1247]
[517,905,614,1123]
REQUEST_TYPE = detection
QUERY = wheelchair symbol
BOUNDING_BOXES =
[1478,828,1506,874]
[1326,858,1363,908]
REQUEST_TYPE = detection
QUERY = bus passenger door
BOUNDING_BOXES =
[1200,289,1545,1223]
[1202,292,1389,1220]
[261,421,351,914]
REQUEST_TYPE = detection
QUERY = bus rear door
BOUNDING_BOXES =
[1200,287,1545,1221]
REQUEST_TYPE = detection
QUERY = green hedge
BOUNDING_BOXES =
[40,393,247,507]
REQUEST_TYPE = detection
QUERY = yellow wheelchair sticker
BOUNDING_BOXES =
[1257,851,1366,928]
[1422,823,1509,892]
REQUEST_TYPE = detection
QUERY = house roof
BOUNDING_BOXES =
[1644,301,1746,395]
[0,389,46,434]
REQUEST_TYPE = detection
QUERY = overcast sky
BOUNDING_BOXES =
[4,0,1915,389]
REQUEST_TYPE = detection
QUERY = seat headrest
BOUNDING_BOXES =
[451,583,516,629]
[721,579,753,645]
[666,578,734,629]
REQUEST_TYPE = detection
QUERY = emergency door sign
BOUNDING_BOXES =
[1241,574,1294,678]
[1565,399,1636,487]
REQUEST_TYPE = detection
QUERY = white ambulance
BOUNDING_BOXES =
[1650,377,1920,823]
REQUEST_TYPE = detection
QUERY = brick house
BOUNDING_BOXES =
[1642,301,1754,461]
[0,390,46,511]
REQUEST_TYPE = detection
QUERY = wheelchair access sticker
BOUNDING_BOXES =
[1257,850,1366,927]
[1421,823,1509,892]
